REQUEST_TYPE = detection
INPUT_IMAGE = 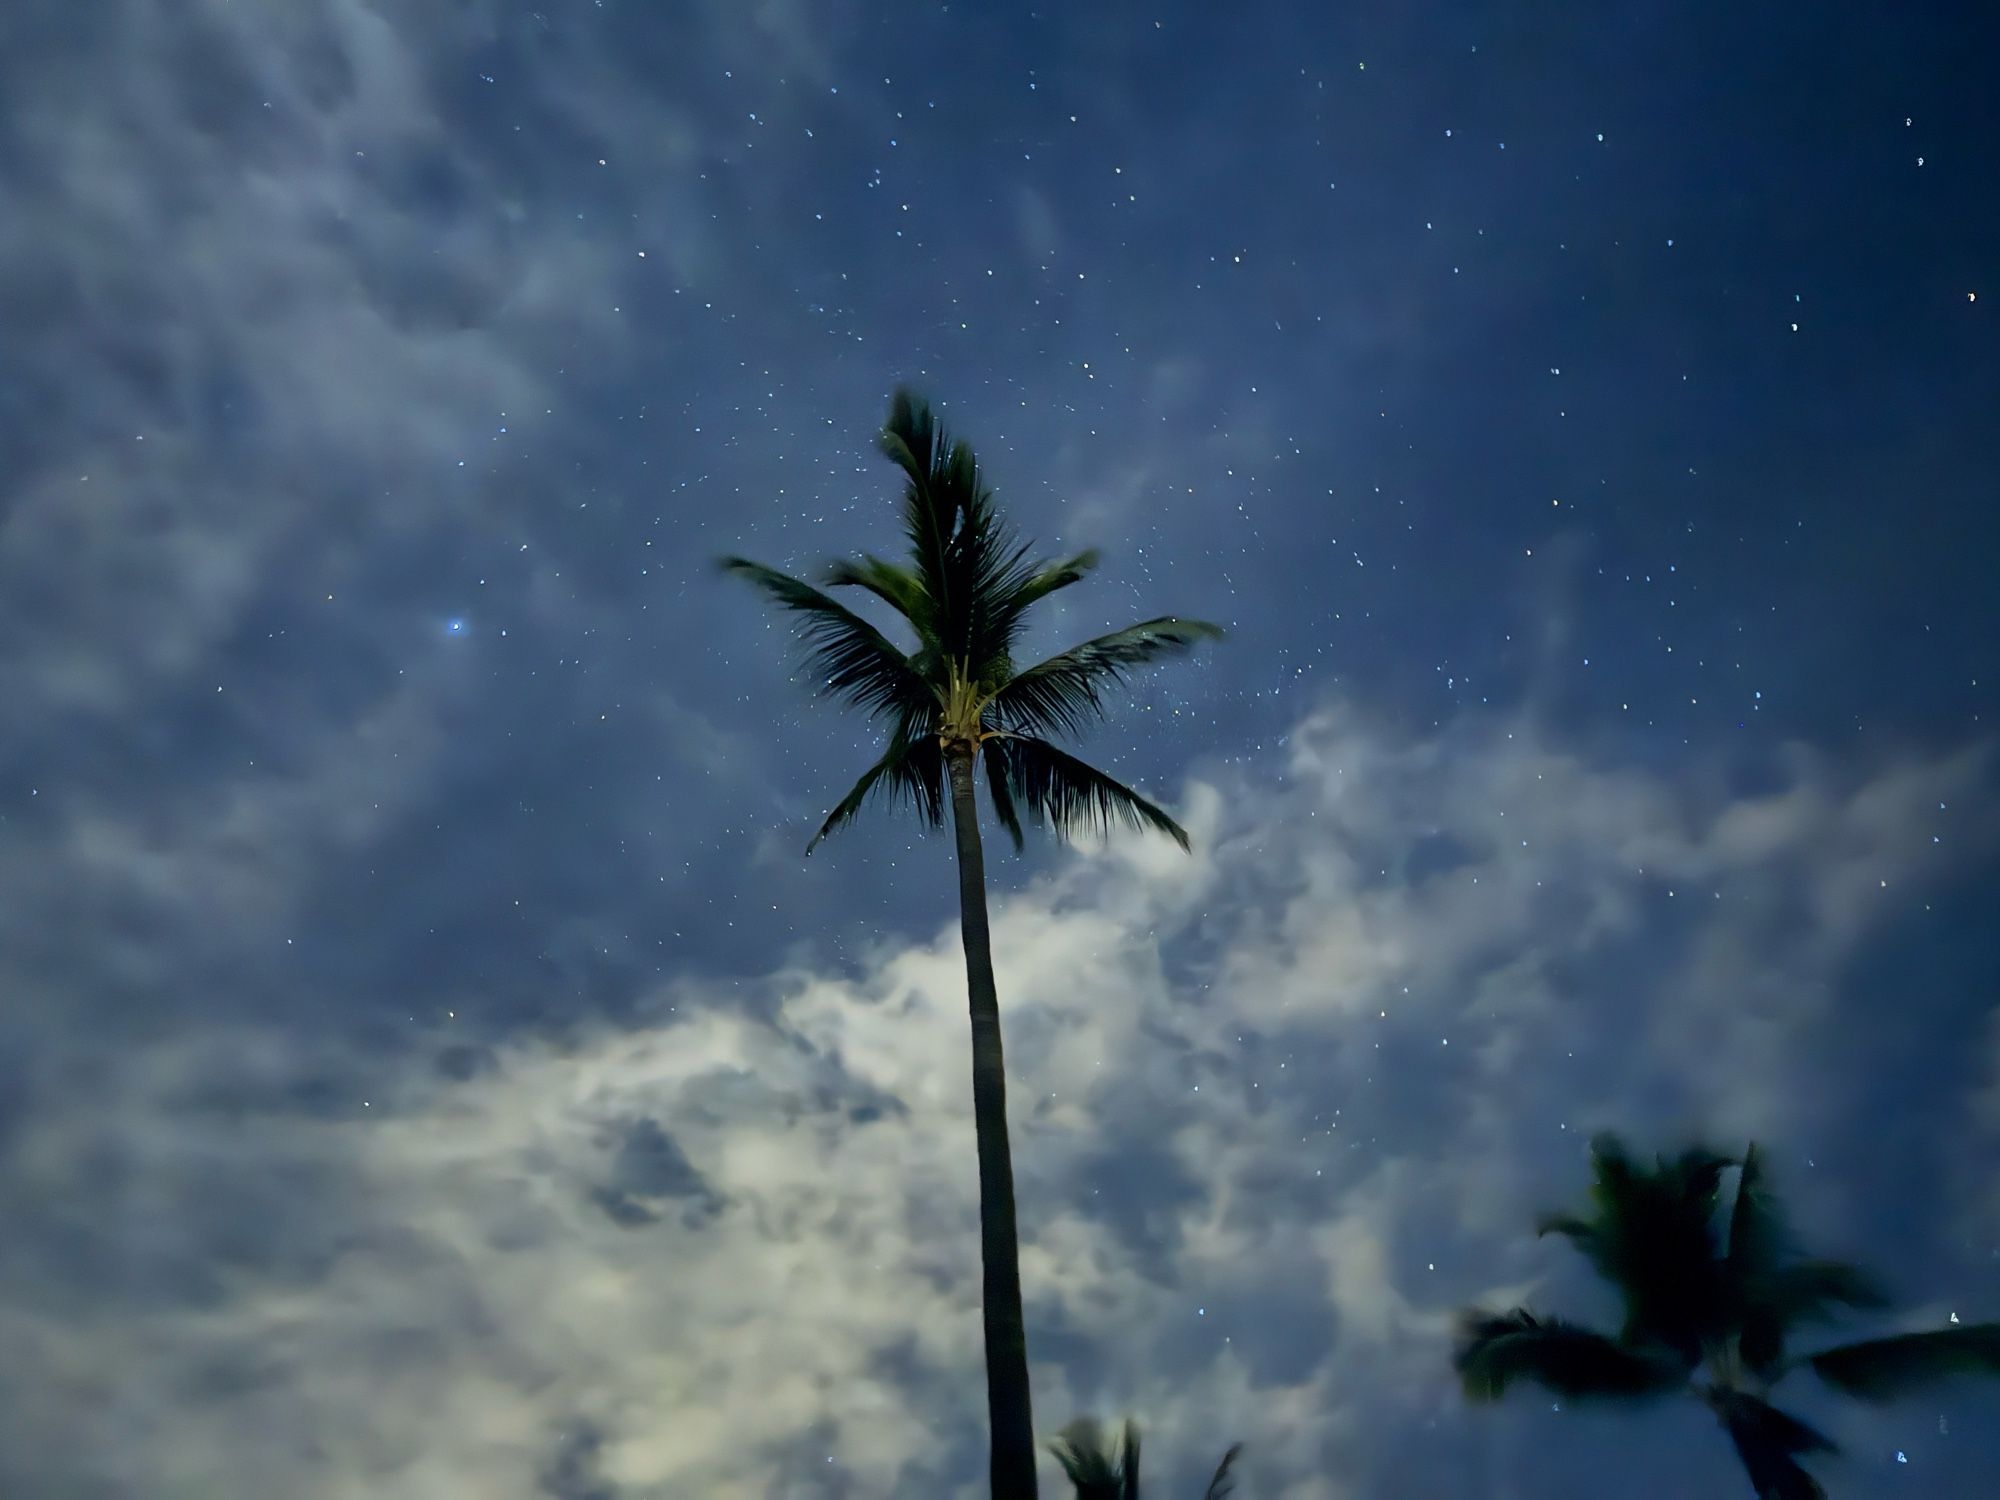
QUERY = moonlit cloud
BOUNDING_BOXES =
[4,695,1991,1496]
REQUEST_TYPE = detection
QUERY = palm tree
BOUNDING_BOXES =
[1048,1417,1242,1500]
[1455,1133,2000,1499]
[721,389,1221,1498]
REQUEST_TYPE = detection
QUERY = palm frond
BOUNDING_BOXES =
[1047,1417,1138,1500]
[1001,548,1101,621]
[1535,1211,1597,1247]
[803,720,945,854]
[995,734,1191,850]
[1454,1309,1688,1402]
[824,554,936,641]
[1766,1260,1890,1324]
[1726,1143,1784,1279]
[1202,1442,1244,1500]
[990,617,1224,738]
[1706,1389,1833,1500]
[879,388,1042,676]
[977,547,1101,668]
[718,558,928,720]
[963,530,1039,679]
[878,389,958,628]
[805,757,890,856]
[1806,1323,2000,1399]
[1668,1143,1737,1189]
[1548,1133,1733,1359]
[984,739,1026,852]
[1729,1143,1794,1375]
[1719,1145,1891,1377]
[1741,1257,1891,1381]
[935,409,1010,660]
[882,719,946,830]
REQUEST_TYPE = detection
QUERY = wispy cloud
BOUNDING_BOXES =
[0,2,632,717]
[5,696,1990,1496]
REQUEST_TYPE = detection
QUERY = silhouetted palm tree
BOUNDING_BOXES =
[1456,1133,2000,1499]
[1048,1417,1242,1500]
[722,390,1221,1498]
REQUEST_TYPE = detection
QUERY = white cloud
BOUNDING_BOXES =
[5,699,1991,1496]
[0,2,618,714]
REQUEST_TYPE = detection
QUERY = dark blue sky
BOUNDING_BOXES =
[2,3,1996,1496]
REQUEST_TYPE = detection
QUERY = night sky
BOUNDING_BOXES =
[3,3,1997,1496]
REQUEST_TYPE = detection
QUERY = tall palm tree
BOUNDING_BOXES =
[1048,1417,1243,1500]
[721,389,1221,1498]
[1455,1133,2000,1499]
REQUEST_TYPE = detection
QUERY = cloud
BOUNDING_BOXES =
[4,697,1992,1497]
[0,0,831,1036]
[1,2,616,713]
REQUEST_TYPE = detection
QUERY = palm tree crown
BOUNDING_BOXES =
[1048,1418,1242,1500]
[1456,1133,2000,1499]
[722,388,1221,856]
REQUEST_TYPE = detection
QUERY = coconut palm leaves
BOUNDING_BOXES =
[1048,1419,1141,1500]
[1456,1134,2000,1499]
[1806,1325,2000,1398]
[1705,1389,1837,1500]
[986,734,1192,851]
[1529,1136,1738,1363]
[721,389,1220,857]
[990,616,1225,743]
[709,558,927,725]
[798,710,946,854]
[1454,1309,1687,1401]
[1047,1418,1242,1500]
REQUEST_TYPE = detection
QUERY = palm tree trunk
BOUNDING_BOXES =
[946,746,1039,1499]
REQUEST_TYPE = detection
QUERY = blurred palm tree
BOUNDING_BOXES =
[1048,1417,1242,1499]
[1456,1133,2000,1499]
[722,390,1220,1497]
